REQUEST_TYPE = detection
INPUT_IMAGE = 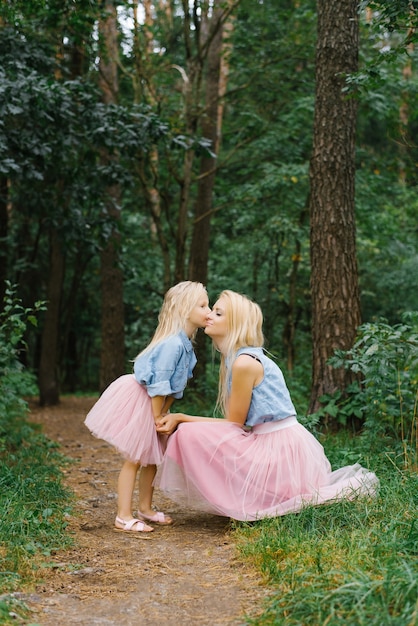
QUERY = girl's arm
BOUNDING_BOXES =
[151,395,175,425]
[156,355,262,434]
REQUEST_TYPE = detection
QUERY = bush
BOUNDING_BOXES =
[316,312,418,469]
[0,283,73,620]
[0,282,44,441]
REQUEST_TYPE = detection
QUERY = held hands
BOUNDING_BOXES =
[155,413,183,436]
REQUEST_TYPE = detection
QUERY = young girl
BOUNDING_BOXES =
[155,290,379,521]
[85,281,210,534]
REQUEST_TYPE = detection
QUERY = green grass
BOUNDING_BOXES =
[0,418,74,624]
[234,434,418,625]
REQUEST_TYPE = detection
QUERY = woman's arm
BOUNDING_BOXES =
[226,354,262,424]
[156,354,262,434]
[155,411,215,435]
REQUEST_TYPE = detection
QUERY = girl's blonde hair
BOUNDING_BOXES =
[136,281,207,358]
[216,290,264,416]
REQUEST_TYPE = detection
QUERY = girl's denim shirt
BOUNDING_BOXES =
[134,330,196,399]
[227,347,296,427]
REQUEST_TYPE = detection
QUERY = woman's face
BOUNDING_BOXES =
[205,297,228,341]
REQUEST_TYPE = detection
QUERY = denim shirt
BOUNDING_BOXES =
[133,330,197,399]
[227,347,296,427]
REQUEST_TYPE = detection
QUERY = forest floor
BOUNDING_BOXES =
[20,396,271,625]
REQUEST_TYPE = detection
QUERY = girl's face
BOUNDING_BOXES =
[204,297,228,341]
[187,293,211,331]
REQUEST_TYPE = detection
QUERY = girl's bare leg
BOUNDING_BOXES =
[138,464,157,516]
[116,460,153,531]
[138,464,173,524]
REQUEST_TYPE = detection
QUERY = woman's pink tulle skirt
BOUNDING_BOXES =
[155,417,379,521]
[84,374,167,465]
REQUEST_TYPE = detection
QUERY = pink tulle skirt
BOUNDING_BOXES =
[84,374,167,465]
[155,417,379,521]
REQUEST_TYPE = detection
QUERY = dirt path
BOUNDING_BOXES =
[22,396,269,625]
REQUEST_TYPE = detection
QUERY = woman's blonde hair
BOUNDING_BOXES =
[136,281,207,357]
[216,290,264,416]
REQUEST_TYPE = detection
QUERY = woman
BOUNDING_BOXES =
[155,290,378,522]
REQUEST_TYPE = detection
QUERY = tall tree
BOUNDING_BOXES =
[187,2,232,381]
[309,0,361,417]
[0,7,7,308]
[188,4,232,285]
[38,228,65,405]
[38,31,68,406]
[98,0,125,392]
[0,176,7,310]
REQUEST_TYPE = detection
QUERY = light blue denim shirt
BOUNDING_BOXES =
[133,330,197,399]
[227,347,296,427]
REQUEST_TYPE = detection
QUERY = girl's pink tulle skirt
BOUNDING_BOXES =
[155,417,379,521]
[84,374,167,465]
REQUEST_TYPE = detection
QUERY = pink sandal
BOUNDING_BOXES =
[136,510,173,525]
[114,516,154,535]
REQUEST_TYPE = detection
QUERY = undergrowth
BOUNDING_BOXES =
[313,313,418,471]
[0,284,74,623]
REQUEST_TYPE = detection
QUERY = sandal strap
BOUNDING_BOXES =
[115,516,145,532]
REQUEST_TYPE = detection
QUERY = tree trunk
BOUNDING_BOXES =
[134,2,172,287]
[188,5,226,285]
[38,229,65,405]
[175,147,195,283]
[186,6,223,382]
[100,210,125,391]
[309,0,361,418]
[398,33,414,183]
[98,0,125,392]
[0,176,8,310]
[282,239,302,373]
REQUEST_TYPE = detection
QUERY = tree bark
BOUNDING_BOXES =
[99,209,125,391]
[38,228,65,405]
[188,4,226,285]
[309,0,361,418]
[186,4,226,383]
[98,0,125,392]
[0,176,8,310]
[283,239,302,373]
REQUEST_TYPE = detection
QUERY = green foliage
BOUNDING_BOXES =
[205,0,314,362]
[364,0,418,35]
[315,313,418,468]
[0,24,174,391]
[0,283,45,438]
[0,0,417,395]
[348,2,418,95]
[234,435,417,625]
[0,284,73,620]
[356,179,418,321]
